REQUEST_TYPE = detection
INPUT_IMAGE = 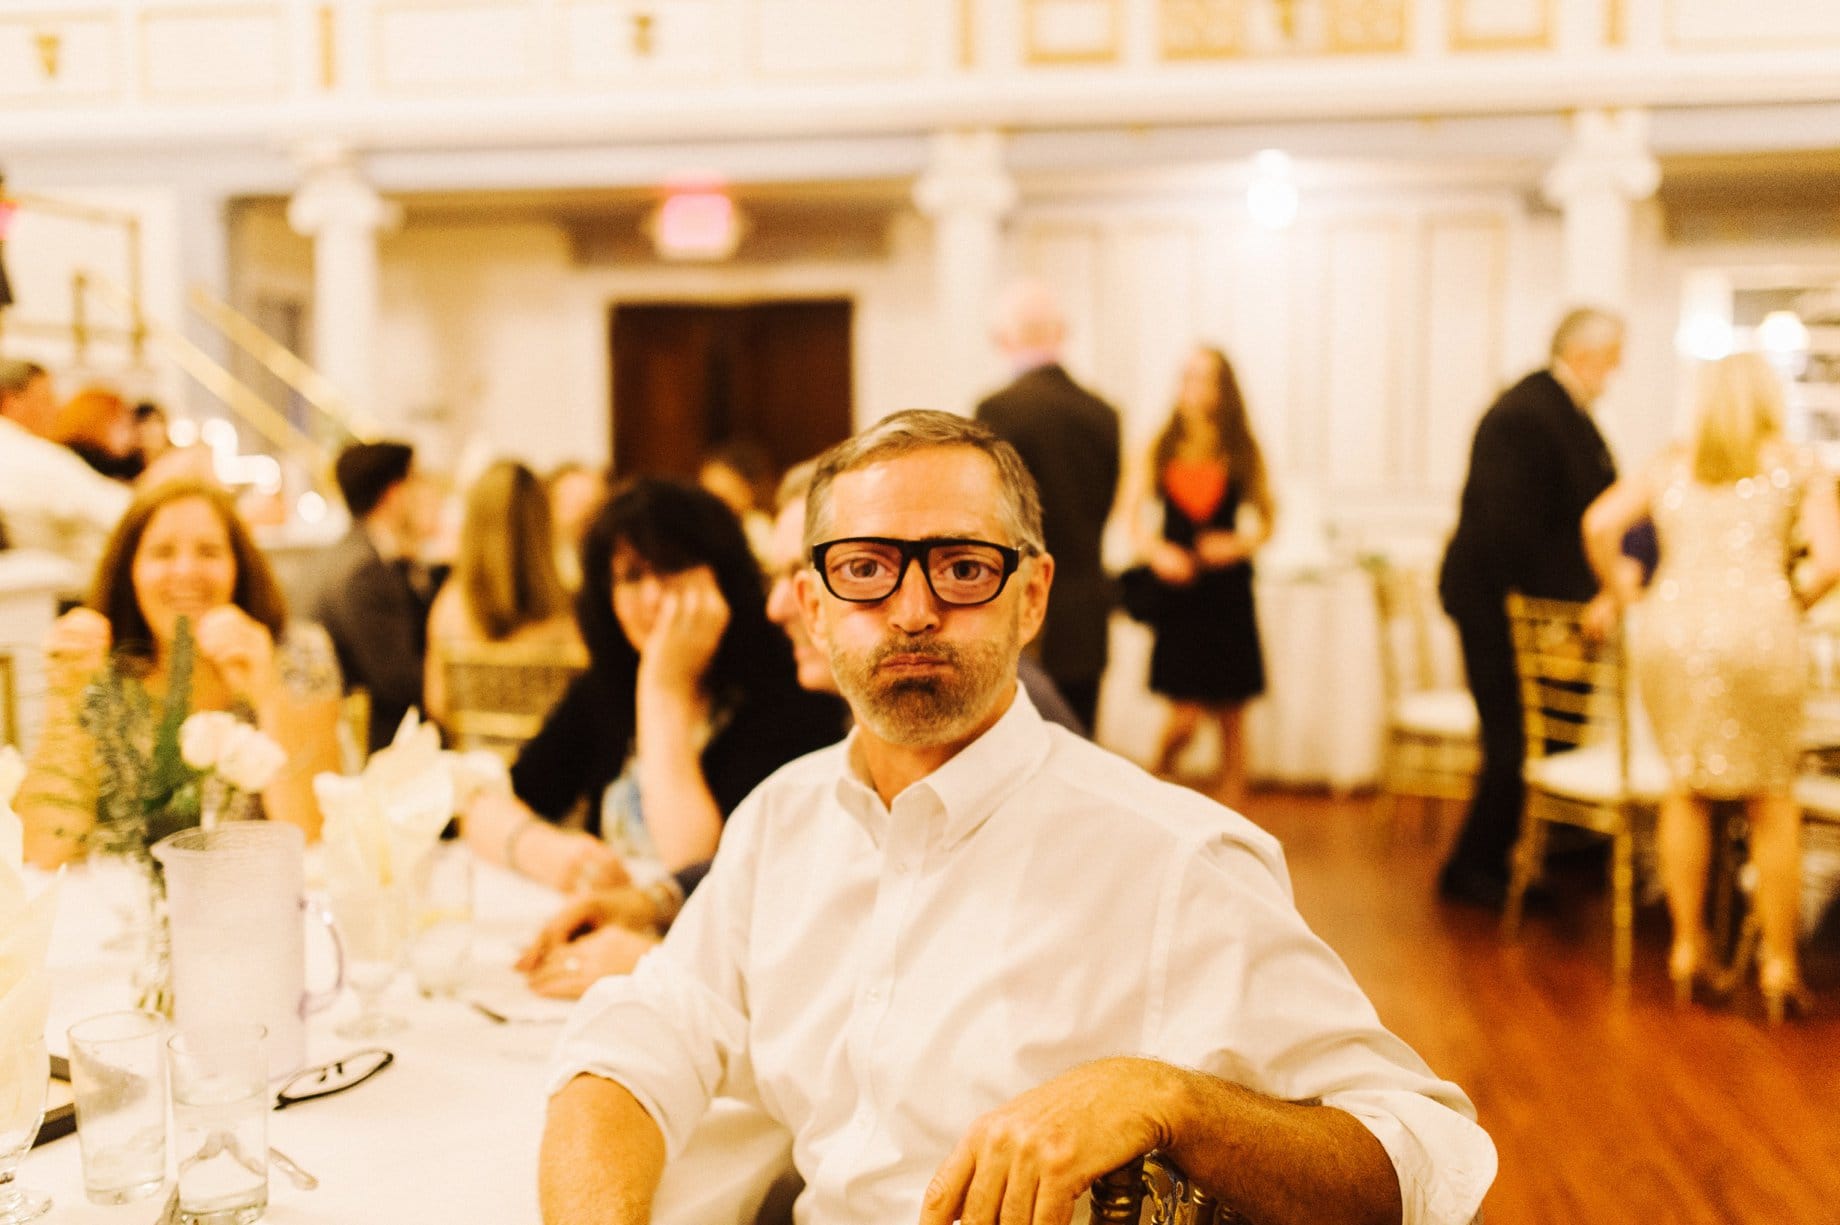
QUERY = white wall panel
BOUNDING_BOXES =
[1669,0,1840,46]
[1320,221,1406,492]
[1222,227,1298,485]
[1421,214,1507,493]
[1018,224,1106,398]
[0,13,114,101]
[1103,223,1199,451]
[374,1,533,92]
[560,0,721,84]
[751,0,922,78]
[142,5,286,100]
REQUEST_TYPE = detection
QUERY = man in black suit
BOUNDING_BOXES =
[1437,308,1626,908]
[975,281,1121,729]
[310,440,438,754]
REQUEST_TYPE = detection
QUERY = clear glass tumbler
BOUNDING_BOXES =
[0,1038,52,1223]
[68,1010,169,1205]
[168,1023,268,1225]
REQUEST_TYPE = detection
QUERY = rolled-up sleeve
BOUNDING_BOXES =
[545,794,763,1157]
[1152,834,1497,1225]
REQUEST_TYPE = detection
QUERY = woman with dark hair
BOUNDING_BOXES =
[423,459,581,725]
[1125,345,1275,807]
[18,479,344,865]
[464,478,843,915]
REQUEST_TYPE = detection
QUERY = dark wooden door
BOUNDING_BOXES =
[609,299,853,480]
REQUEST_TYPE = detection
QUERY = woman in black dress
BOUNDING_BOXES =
[1127,345,1273,805]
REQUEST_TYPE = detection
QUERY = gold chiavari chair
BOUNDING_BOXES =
[1369,560,1479,834]
[1502,594,1667,988]
[0,649,17,748]
[439,640,588,763]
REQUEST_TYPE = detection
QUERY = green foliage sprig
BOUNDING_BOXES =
[79,616,202,854]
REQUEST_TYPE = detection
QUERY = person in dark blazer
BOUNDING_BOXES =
[310,440,438,755]
[1437,308,1626,908]
[975,281,1121,730]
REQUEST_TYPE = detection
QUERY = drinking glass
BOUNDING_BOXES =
[409,843,474,998]
[0,1038,52,1223]
[87,839,154,952]
[68,1010,168,1205]
[327,872,411,1038]
[168,1023,267,1225]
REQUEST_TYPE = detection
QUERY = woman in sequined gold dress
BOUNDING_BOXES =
[1583,352,1840,1021]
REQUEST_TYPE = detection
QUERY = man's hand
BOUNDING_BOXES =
[517,887,664,973]
[919,1058,1175,1225]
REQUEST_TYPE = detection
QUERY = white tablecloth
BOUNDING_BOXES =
[26,856,791,1224]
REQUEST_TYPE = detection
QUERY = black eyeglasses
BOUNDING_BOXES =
[810,536,1033,607]
[272,1049,394,1111]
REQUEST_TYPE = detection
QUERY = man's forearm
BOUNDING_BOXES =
[539,1074,668,1225]
[1159,1065,1402,1225]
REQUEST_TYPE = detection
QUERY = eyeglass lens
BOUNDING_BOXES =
[819,539,1015,605]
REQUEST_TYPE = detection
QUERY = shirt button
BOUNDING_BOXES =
[866,986,884,1004]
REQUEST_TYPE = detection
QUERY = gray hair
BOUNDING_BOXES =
[0,359,47,397]
[1549,307,1624,362]
[804,410,1045,554]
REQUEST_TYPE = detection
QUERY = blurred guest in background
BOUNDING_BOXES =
[424,459,582,726]
[547,461,605,591]
[52,385,142,480]
[697,438,777,564]
[17,479,342,864]
[133,400,173,472]
[0,358,131,570]
[1126,345,1273,807]
[1584,352,1840,1022]
[310,440,440,754]
[1437,307,1625,910]
[977,279,1121,730]
[463,479,839,933]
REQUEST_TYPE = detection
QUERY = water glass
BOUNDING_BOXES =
[0,1038,51,1223]
[168,1023,268,1225]
[327,875,411,1037]
[410,843,474,997]
[68,1011,168,1205]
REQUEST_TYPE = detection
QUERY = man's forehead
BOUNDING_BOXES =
[828,450,1007,536]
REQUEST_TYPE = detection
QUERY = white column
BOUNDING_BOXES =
[286,142,400,429]
[912,128,1017,414]
[1540,108,1660,311]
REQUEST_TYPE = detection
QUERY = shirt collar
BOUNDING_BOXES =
[833,683,1052,851]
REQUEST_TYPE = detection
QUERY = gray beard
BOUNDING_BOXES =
[832,632,1016,747]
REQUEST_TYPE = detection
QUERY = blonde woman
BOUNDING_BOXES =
[1125,345,1274,806]
[423,460,582,725]
[1584,351,1840,1021]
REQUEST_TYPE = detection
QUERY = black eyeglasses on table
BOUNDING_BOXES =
[810,536,1034,607]
[273,1049,394,1111]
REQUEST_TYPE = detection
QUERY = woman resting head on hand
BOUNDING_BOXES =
[19,478,344,867]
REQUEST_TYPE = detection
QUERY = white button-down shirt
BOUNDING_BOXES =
[552,691,1495,1224]
[0,414,131,570]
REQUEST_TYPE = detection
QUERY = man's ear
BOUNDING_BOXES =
[1017,552,1054,648]
[795,569,831,653]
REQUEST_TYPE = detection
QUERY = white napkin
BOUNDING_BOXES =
[0,746,61,1131]
[314,711,466,889]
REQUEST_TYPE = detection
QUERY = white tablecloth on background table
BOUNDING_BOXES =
[26,855,790,1224]
[1096,562,1385,793]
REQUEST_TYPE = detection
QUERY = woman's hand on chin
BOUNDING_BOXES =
[194,605,280,705]
[638,566,730,696]
[44,608,113,697]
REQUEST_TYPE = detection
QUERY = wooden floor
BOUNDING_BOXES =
[1241,788,1840,1225]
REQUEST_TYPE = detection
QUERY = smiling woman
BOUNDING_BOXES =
[15,479,344,867]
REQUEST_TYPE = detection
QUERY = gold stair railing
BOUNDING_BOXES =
[83,272,331,480]
[187,283,378,445]
[0,193,148,361]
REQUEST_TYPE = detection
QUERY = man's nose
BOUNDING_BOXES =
[885,559,941,632]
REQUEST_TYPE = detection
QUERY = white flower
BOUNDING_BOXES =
[216,724,287,794]
[180,711,242,771]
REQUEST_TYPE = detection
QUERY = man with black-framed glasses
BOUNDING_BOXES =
[541,411,1494,1225]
